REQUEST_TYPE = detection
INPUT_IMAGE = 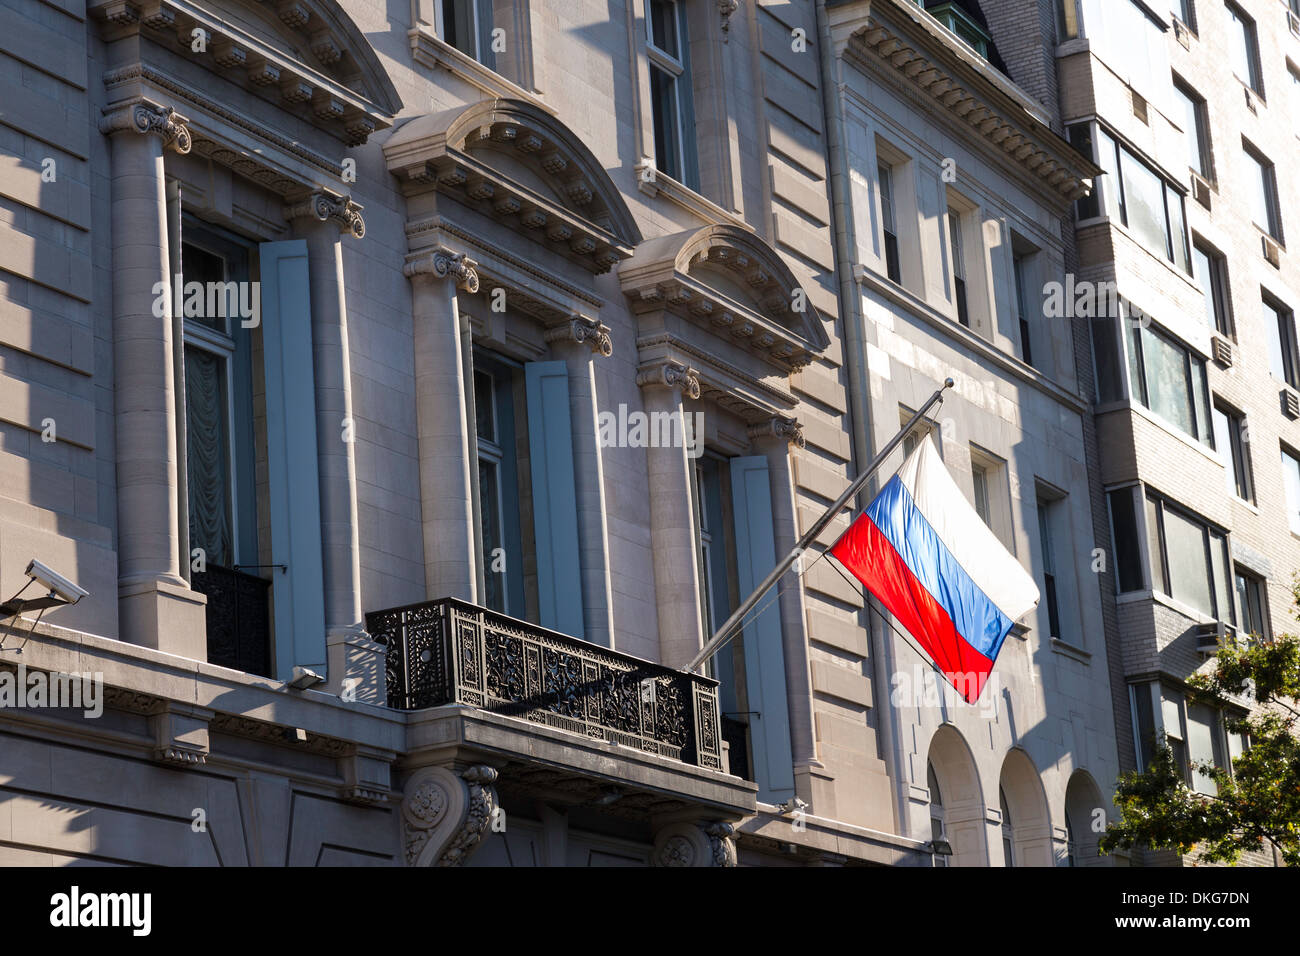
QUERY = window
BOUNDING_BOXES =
[1212,402,1254,503]
[1185,700,1227,795]
[179,224,269,677]
[1067,124,1101,220]
[1263,295,1299,388]
[473,356,526,618]
[1108,487,1146,593]
[647,0,699,190]
[1056,0,1080,40]
[1127,319,1213,444]
[693,455,750,783]
[1146,494,1233,622]
[947,206,969,328]
[1226,2,1263,95]
[436,0,495,67]
[1131,682,1158,769]
[879,162,901,283]
[1191,239,1232,336]
[969,446,1013,550]
[1173,78,1212,181]
[1083,124,1191,272]
[1243,143,1283,242]
[928,761,948,868]
[1234,566,1270,640]
[1037,498,1062,639]
[1290,63,1300,139]
[1283,446,1300,536]
[900,405,942,459]
[1172,0,1196,30]
[1000,787,1015,867]
[1012,242,1036,366]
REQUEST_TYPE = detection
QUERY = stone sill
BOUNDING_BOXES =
[408,27,555,116]
[633,159,752,231]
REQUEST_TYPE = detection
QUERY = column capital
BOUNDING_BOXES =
[100,98,192,154]
[283,191,366,238]
[403,248,480,293]
[545,316,613,357]
[636,359,700,400]
[748,414,805,449]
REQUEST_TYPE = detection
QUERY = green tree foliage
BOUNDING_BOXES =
[1101,611,1300,866]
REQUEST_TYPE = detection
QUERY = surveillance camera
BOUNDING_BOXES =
[25,560,87,606]
[289,665,326,690]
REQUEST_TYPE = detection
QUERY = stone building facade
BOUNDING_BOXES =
[1,0,1290,866]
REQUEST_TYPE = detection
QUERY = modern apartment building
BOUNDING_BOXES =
[1041,0,1299,865]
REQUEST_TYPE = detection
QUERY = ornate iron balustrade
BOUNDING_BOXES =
[366,598,723,771]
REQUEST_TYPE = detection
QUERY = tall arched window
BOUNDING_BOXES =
[928,761,948,868]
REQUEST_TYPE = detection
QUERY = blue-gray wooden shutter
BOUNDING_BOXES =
[258,240,327,680]
[730,455,795,803]
[525,361,585,639]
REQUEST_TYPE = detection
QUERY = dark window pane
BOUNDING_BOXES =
[1109,488,1144,592]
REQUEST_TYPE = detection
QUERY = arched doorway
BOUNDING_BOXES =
[998,749,1054,866]
[1065,770,1109,866]
[926,725,987,866]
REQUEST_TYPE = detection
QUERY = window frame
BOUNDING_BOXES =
[646,0,699,191]
[1234,565,1271,641]
[1145,492,1233,623]
[1191,237,1233,337]
[1172,75,1213,182]
[1225,1,1264,96]
[1263,293,1300,389]
[878,161,902,284]
[1211,401,1254,504]
[1127,316,1214,446]
[1243,140,1283,243]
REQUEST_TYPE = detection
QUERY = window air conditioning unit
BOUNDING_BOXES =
[1190,172,1213,210]
[1289,9,1300,39]
[1173,18,1190,49]
[1244,86,1259,115]
[1262,233,1282,268]
[1211,333,1235,368]
[1195,621,1230,656]
[1282,385,1300,420]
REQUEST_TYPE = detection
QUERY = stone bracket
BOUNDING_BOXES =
[401,764,500,866]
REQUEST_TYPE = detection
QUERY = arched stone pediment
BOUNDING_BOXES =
[384,99,642,274]
[620,224,831,372]
[92,0,401,145]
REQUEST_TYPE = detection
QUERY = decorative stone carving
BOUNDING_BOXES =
[747,415,806,449]
[401,765,500,867]
[719,0,739,38]
[100,99,192,154]
[403,248,480,293]
[283,191,366,238]
[545,317,613,357]
[636,360,701,400]
[652,820,738,867]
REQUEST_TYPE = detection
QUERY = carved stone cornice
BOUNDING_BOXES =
[283,192,366,238]
[544,317,614,357]
[652,820,738,867]
[636,360,701,400]
[402,765,500,867]
[747,415,806,449]
[403,248,480,293]
[99,98,192,153]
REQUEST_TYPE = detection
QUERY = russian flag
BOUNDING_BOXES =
[829,438,1039,703]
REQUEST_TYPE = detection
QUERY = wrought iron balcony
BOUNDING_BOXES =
[365,598,724,772]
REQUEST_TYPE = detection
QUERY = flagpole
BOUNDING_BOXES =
[686,376,955,674]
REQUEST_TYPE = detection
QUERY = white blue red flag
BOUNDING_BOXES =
[829,438,1039,703]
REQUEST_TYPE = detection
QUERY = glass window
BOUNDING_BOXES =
[473,356,526,618]
[928,761,948,868]
[1038,499,1062,639]
[1090,127,1191,272]
[1192,240,1232,336]
[1109,487,1145,592]
[1226,2,1263,95]
[437,0,494,68]
[948,207,969,328]
[1000,787,1015,867]
[879,162,901,283]
[1148,495,1232,620]
[1173,79,1210,179]
[1212,404,1254,502]
[1234,567,1270,640]
[1187,701,1226,795]
[647,0,699,190]
[1283,447,1300,536]
[1162,694,1187,778]
[1243,145,1281,241]
[1172,0,1196,29]
[1129,321,1212,444]
[1132,683,1157,769]
[972,463,991,525]
[1264,297,1299,388]
[1014,249,1034,366]
[1121,150,1172,263]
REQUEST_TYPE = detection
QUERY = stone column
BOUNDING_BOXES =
[284,192,383,699]
[544,317,616,647]
[748,415,822,795]
[405,249,480,603]
[636,360,705,669]
[101,98,206,657]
